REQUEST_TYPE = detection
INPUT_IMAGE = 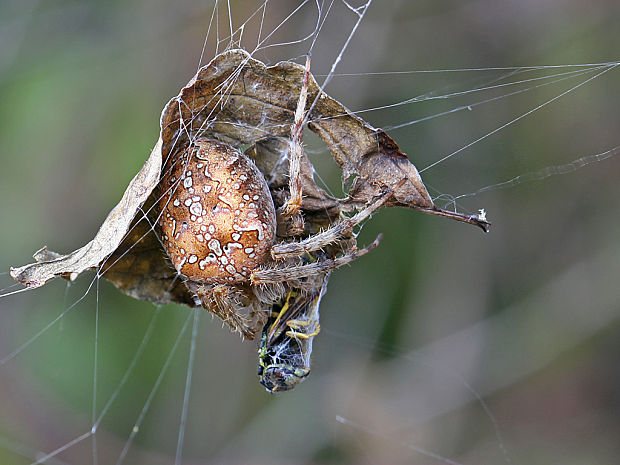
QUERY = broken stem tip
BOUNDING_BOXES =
[415,206,490,233]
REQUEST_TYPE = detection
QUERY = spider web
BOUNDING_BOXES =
[1,1,619,464]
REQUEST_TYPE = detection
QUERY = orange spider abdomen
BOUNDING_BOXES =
[159,139,276,283]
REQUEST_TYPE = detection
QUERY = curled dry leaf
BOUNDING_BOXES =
[10,49,489,307]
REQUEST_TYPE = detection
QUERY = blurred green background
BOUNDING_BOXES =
[1,1,619,464]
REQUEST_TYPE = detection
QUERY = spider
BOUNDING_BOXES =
[157,55,392,390]
[9,49,487,392]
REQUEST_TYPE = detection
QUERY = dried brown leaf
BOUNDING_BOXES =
[11,49,488,301]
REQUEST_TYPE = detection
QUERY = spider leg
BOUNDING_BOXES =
[279,53,312,235]
[251,234,382,285]
[271,181,401,261]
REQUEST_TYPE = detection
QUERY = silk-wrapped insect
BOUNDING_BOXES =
[258,272,328,392]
